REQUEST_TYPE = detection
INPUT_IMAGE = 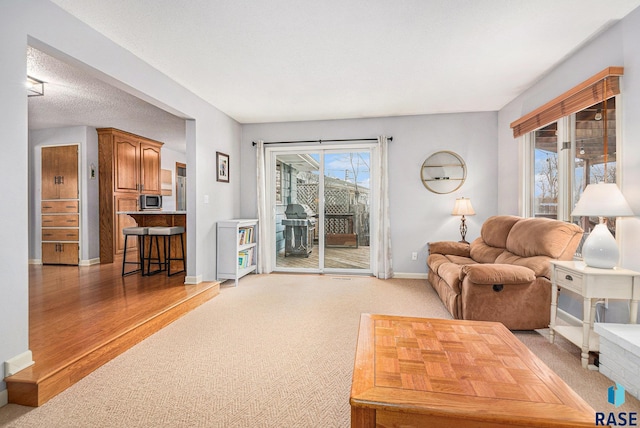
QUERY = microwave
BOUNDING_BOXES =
[140,194,162,210]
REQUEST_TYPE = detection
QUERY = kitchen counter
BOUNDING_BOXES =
[117,211,187,215]
[119,211,187,272]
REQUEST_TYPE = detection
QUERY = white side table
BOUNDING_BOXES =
[549,260,639,369]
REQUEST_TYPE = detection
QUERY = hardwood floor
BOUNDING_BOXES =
[5,258,219,406]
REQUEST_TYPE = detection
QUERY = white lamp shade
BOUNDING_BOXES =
[571,183,634,217]
[452,197,475,216]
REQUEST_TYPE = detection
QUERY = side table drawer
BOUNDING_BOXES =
[555,267,583,293]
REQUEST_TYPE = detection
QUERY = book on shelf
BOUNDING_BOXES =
[237,246,255,268]
[238,226,255,246]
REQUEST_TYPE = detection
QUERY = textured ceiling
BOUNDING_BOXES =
[29,1,640,151]
[27,47,187,152]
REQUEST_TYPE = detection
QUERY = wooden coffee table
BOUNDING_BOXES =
[350,314,596,428]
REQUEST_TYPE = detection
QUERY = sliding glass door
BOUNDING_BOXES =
[272,146,372,274]
[322,150,370,271]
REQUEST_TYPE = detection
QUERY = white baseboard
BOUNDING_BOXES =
[392,272,428,279]
[79,258,101,266]
[0,388,7,407]
[4,350,34,377]
[29,259,42,265]
[184,275,202,285]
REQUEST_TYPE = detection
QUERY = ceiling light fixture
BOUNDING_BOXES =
[580,147,585,155]
[594,109,602,121]
[26,75,45,97]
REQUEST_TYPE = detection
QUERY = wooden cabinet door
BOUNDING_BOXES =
[58,243,79,265]
[140,142,161,194]
[41,147,59,200]
[115,194,139,254]
[41,146,78,199]
[42,243,78,265]
[42,243,59,264]
[114,137,139,193]
[57,145,79,199]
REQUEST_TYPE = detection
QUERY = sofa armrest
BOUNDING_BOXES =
[460,263,535,285]
[428,241,470,258]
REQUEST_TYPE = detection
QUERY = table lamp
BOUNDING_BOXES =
[452,197,475,244]
[571,183,634,269]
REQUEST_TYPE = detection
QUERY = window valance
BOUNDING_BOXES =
[510,66,623,138]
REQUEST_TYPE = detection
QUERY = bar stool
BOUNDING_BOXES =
[122,227,149,276]
[147,226,186,276]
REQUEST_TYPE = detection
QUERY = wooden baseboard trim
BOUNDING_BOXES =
[6,282,219,407]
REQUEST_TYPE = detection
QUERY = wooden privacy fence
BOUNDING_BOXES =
[297,183,370,246]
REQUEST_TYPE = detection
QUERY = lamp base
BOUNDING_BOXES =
[459,216,468,243]
[581,223,619,269]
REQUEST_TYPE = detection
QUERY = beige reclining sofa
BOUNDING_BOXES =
[427,215,583,330]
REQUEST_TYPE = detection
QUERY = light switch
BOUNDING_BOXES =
[203,195,209,204]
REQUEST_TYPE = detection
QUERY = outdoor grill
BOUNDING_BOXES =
[282,204,316,257]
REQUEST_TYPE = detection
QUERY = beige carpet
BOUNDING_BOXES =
[0,274,638,427]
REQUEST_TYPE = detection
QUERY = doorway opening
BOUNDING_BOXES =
[176,162,187,211]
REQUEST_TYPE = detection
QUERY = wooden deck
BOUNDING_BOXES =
[5,258,219,406]
[276,245,370,270]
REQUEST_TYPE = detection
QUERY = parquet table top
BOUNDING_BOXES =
[350,314,597,428]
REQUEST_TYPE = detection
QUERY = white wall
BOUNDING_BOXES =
[0,0,31,400]
[241,112,499,275]
[498,9,640,323]
[0,0,240,399]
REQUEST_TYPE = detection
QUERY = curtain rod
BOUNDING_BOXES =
[251,136,392,146]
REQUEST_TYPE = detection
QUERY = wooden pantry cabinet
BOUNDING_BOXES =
[41,146,79,265]
[97,128,163,263]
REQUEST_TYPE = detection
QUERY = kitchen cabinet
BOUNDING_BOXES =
[114,194,139,255]
[42,145,78,200]
[42,243,79,265]
[41,146,79,265]
[97,128,163,262]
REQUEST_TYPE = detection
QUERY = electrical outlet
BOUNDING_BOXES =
[411,252,418,261]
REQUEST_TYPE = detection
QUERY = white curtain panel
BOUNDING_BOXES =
[376,135,393,279]
[255,140,270,274]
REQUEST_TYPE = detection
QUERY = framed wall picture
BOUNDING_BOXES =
[216,151,230,183]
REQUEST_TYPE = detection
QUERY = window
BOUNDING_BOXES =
[532,122,558,219]
[512,67,623,256]
[524,96,618,253]
[573,97,618,239]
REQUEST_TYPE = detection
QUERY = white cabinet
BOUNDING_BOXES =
[549,260,639,369]
[216,219,258,286]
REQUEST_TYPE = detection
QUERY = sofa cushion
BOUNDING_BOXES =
[428,254,475,271]
[437,262,465,295]
[505,217,583,259]
[461,263,535,285]
[495,251,554,278]
[469,238,506,264]
[429,241,470,258]
[479,215,521,248]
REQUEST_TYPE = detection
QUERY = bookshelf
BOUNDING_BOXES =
[216,219,258,286]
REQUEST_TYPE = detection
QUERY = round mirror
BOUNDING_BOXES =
[420,151,466,194]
